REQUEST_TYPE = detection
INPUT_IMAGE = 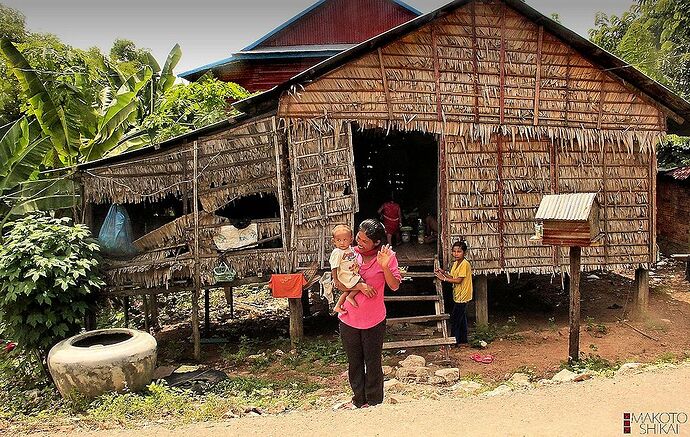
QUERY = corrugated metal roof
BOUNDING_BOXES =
[666,166,690,181]
[535,193,598,221]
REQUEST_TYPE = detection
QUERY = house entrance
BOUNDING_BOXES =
[352,127,439,266]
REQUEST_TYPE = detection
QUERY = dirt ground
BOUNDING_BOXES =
[148,256,690,384]
[42,361,690,437]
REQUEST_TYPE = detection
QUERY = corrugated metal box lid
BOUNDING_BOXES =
[535,193,598,221]
[666,166,690,181]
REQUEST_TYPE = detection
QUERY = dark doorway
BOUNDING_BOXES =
[352,126,439,262]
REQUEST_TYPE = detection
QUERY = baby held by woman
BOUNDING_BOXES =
[329,224,369,314]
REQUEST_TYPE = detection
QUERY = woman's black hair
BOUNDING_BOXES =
[358,219,387,247]
[452,240,468,251]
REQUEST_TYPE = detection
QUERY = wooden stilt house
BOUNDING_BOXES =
[80,0,690,350]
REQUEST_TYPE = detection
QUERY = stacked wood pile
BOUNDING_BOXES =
[277,0,663,274]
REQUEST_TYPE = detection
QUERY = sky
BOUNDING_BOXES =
[3,0,635,75]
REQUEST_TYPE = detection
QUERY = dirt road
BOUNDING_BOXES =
[48,363,690,437]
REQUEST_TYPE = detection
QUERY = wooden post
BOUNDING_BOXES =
[142,294,150,332]
[191,140,201,360]
[568,246,582,363]
[204,288,211,337]
[124,296,130,328]
[150,294,159,330]
[223,285,235,318]
[635,267,649,314]
[475,274,488,326]
[288,297,304,348]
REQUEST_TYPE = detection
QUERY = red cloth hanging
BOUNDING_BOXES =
[269,273,307,298]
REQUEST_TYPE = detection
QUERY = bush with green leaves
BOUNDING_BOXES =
[0,214,104,359]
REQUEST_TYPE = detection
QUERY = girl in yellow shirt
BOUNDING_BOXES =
[435,241,473,345]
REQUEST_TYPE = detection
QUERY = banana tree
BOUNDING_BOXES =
[0,38,181,221]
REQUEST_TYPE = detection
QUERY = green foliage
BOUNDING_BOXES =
[564,353,619,375]
[143,75,249,143]
[470,316,519,347]
[658,135,690,168]
[0,214,104,357]
[0,3,27,42]
[589,1,690,99]
[589,1,690,167]
[584,316,608,337]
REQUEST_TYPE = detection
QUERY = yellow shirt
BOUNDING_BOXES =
[449,259,473,303]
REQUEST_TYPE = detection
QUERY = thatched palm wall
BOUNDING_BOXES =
[82,116,293,288]
[278,0,663,273]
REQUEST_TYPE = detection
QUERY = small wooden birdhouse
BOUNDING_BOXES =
[534,193,602,247]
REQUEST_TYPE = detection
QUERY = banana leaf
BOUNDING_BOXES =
[0,38,78,164]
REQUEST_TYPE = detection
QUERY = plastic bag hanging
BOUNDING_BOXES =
[98,204,138,257]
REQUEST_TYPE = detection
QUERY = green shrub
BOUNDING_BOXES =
[0,214,104,360]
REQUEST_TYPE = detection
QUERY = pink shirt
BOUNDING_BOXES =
[338,252,401,329]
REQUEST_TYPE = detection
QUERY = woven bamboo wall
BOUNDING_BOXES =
[83,116,297,288]
[83,117,280,208]
[287,118,359,268]
[277,0,664,273]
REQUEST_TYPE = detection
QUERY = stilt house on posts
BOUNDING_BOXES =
[78,0,690,353]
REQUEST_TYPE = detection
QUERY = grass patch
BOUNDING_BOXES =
[563,354,619,375]
[655,352,677,364]
[470,316,520,347]
[584,316,608,337]
[281,337,347,369]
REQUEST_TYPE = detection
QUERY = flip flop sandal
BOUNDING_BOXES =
[470,353,495,364]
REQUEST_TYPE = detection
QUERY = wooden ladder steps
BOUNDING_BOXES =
[387,314,449,324]
[384,295,440,302]
[383,337,457,349]
[401,272,436,278]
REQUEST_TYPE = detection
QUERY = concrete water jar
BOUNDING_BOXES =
[48,328,157,399]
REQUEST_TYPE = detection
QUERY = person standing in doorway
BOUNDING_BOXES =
[435,241,473,345]
[377,195,401,246]
[338,219,401,408]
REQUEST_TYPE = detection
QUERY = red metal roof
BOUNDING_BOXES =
[255,0,419,48]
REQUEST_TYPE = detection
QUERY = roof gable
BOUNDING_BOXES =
[244,0,420,50]
[235,0,690,135]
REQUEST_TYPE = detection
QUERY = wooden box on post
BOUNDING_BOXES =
[534,193,603,364]
[534,193,602,246]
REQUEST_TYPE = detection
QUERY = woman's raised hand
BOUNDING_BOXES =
[377,244,395,269]
[361,284,376,298]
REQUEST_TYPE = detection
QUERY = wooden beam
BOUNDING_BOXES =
[565,50,572,127]
[636,267,649,314]
[474,274,488,326]
[431,25,443,122]
[499,4,506,125]
[439,135,448,262]
[533,25,543,126]
[289,297,304,347]
[191,140,201,361]
[597,75,606,131]
[568,246,581,363]
[180,142,189,215]
[471,2,480,123]
[377,48,393,121]
[223,286,235,318]
[497,135,505,269]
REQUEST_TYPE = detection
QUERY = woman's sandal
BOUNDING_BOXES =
[334,401,358,410]
[470,353,495,364]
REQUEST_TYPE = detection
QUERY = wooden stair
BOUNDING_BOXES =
[383,256,455,350]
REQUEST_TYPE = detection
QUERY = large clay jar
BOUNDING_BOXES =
[48,328,157,399]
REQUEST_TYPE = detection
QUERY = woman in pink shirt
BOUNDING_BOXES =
[336,219,401,408]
